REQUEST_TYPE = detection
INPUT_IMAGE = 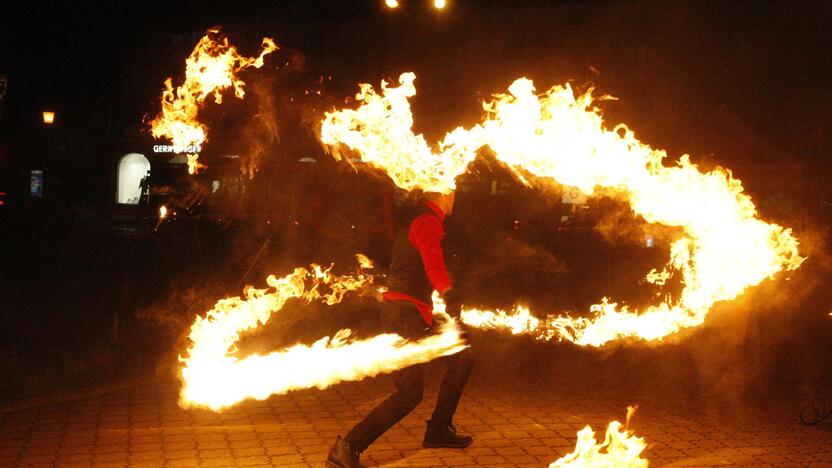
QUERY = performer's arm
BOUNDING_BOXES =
[408,214,452,294]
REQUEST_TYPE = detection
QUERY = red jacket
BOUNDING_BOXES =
[383,201,452,325]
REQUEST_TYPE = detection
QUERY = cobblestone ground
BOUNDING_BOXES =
[1,373,831,467]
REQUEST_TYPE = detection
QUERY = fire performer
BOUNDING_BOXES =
[327,191,475,468]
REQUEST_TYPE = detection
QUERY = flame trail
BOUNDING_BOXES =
[551,406,649,467]
[322,73,804,347]
[150,28,278,174]
[179,258,466,411]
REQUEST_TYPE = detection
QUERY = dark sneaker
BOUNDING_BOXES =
[423,421,474,448]
[326,436,365,468]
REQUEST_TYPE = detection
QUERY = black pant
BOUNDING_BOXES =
[346,301,475,453]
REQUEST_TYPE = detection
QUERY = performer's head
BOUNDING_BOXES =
[425,191,456,215]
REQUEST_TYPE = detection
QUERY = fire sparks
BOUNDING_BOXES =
[154,204,169,231]
[179,257,467,411]
[322,73,804,347]
[551,406,648,467]
[150,28,278,174]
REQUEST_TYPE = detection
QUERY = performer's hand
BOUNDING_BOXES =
[443,288,463,319]
[457,322,472,344]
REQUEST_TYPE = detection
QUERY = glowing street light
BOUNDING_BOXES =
[42,110,55,125]
[384,0,448,11]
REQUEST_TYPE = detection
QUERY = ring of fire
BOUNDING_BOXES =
[174,63,803,411]
[158,31,806,466]
[321,72,805,347]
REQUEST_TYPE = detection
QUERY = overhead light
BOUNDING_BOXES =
[42,111,55,125]
[385,0,399,8]
[434,0,447,10]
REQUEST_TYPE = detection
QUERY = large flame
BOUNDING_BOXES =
[322,73,804,347]
[321,73,481,194]
[150,28,278,174]
[179,258,466,411]
[550,406,649,467]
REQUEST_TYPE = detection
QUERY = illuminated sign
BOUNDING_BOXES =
[30,170,43,197]
[153,144,202,153]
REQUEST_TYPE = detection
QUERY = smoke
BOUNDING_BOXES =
[136,275,230,378]
[448,163,831,412]
[646,212,832,408]
[591,190,684,249]
[239,77,280,179]
[563,228,827,412]
[679,247,828,409]
[459,232,567,309]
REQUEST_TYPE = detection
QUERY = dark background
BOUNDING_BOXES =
[1,0,831,415]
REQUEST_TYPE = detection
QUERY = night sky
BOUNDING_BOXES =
[1,0,831,201]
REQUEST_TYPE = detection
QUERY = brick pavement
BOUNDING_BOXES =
[1,372,831,467]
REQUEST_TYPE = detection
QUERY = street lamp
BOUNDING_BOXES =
[40,110,56,199]
[384,0,447,11]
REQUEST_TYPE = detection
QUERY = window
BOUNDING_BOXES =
[117,153,150,204]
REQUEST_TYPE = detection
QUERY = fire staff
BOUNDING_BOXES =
[327,191,475,468]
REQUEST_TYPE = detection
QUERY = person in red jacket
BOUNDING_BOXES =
[326,191,474,468]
